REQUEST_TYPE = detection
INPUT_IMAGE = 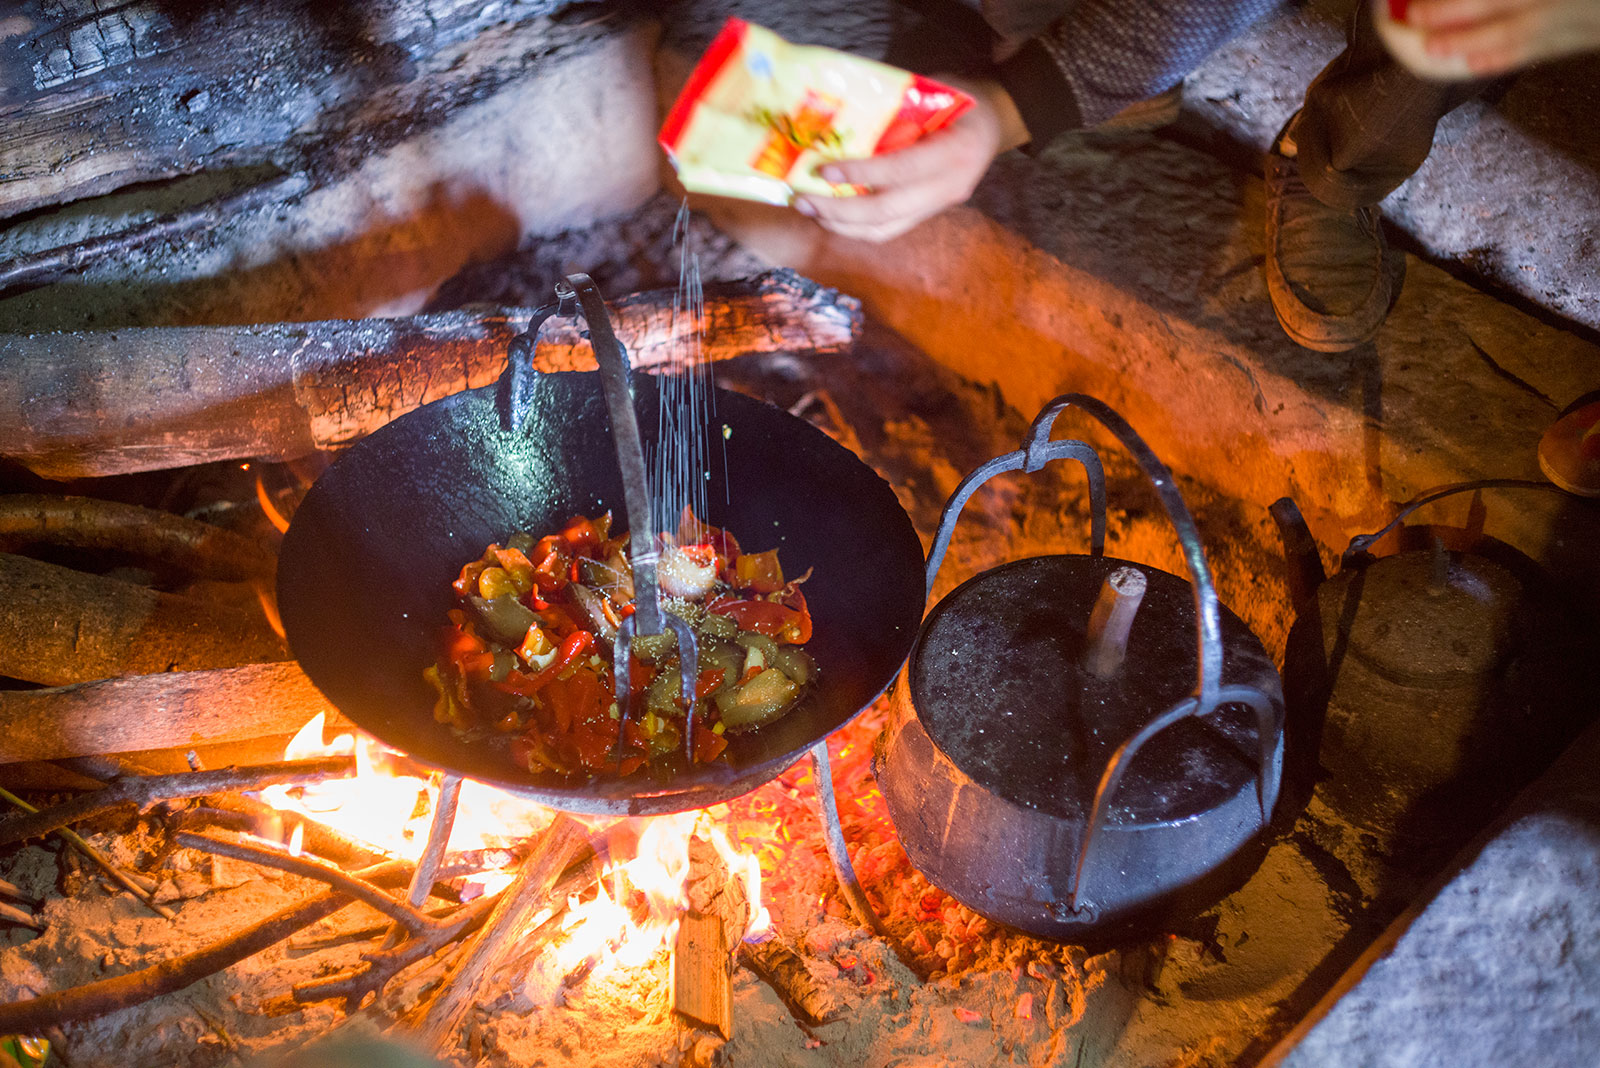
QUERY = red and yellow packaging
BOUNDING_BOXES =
[659,19,975,206]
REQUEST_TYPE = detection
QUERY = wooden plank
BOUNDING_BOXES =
[0,662,333,766]
[0,270,863,478]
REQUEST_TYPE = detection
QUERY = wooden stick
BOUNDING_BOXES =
[0,663,339,767]
[0,756,354,848]
[175,832,437,934]
[0,860,410,1034]
[672,836,747,1039]
[0,786,175,921]
[392,814,590,1052]
[1084,566,1147,679]
[190,793,388,869]
[1,270,863,479]
[0,901,42,930]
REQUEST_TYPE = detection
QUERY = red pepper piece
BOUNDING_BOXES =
[493,630,593,697]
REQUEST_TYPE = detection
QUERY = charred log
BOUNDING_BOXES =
[0,271,863,479]
[0,2,612,221]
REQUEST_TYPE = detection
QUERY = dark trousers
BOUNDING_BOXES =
[1294,2,1489,210]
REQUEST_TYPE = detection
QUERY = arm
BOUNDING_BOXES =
[1403,0,1600,75]
[794,77,1027,243]
[795,0,1281,242]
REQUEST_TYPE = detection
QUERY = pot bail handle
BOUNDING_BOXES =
[921,399,1107,600]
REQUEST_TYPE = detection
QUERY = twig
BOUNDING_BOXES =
[0,785,175,921]
[186,794,389,868]
[0,860,409,1033]
[0,757,355,847]
[0,900,42,930]
[175,832,439,934]
[385,774,462,947]
[292,891,500,1012]
[392,815,590,1052]
[0,875,40,908]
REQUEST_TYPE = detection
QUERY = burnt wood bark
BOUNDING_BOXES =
[0,1,602,221]
[0,270,863,479]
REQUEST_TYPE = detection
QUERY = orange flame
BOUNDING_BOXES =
[255,472,292,535]
[259,715,773,975]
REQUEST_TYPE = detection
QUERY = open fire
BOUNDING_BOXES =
[257,710,774,973]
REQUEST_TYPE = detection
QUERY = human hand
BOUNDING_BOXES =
[1398,0,1600,76]
[791,78,1029,243]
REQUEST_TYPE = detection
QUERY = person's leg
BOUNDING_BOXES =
[1265,3,1486,351]
[1292,2,1485,210]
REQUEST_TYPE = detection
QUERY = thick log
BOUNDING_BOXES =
[0,495,276,583]
[0,270,863,479]
[0,1,598,221]
[0,663,332,767]
[0,553,287,686]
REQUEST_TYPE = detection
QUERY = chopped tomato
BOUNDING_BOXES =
[541,665,605,734]
[561,515,602,556]
[532,536,571,593]
[706,587,812,644]
[695,668,727,699]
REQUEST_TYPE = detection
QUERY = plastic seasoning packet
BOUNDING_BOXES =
[658,18,975,207]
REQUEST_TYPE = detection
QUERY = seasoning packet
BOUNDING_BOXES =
[659,18,975,206]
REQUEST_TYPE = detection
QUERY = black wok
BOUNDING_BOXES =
[276,292,925,816]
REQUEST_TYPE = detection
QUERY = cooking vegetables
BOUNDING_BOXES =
[427,509,815,778]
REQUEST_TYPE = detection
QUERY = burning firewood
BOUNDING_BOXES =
[392,814,591,1053]
[0,270,863,479]
[672,835,751,1039]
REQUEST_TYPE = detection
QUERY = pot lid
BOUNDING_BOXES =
[908,554,1282,827]
[1322,549,1525,687]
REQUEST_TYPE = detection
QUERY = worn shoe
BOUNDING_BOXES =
[1265,114,1405,352]
[1539,399,1600,497]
